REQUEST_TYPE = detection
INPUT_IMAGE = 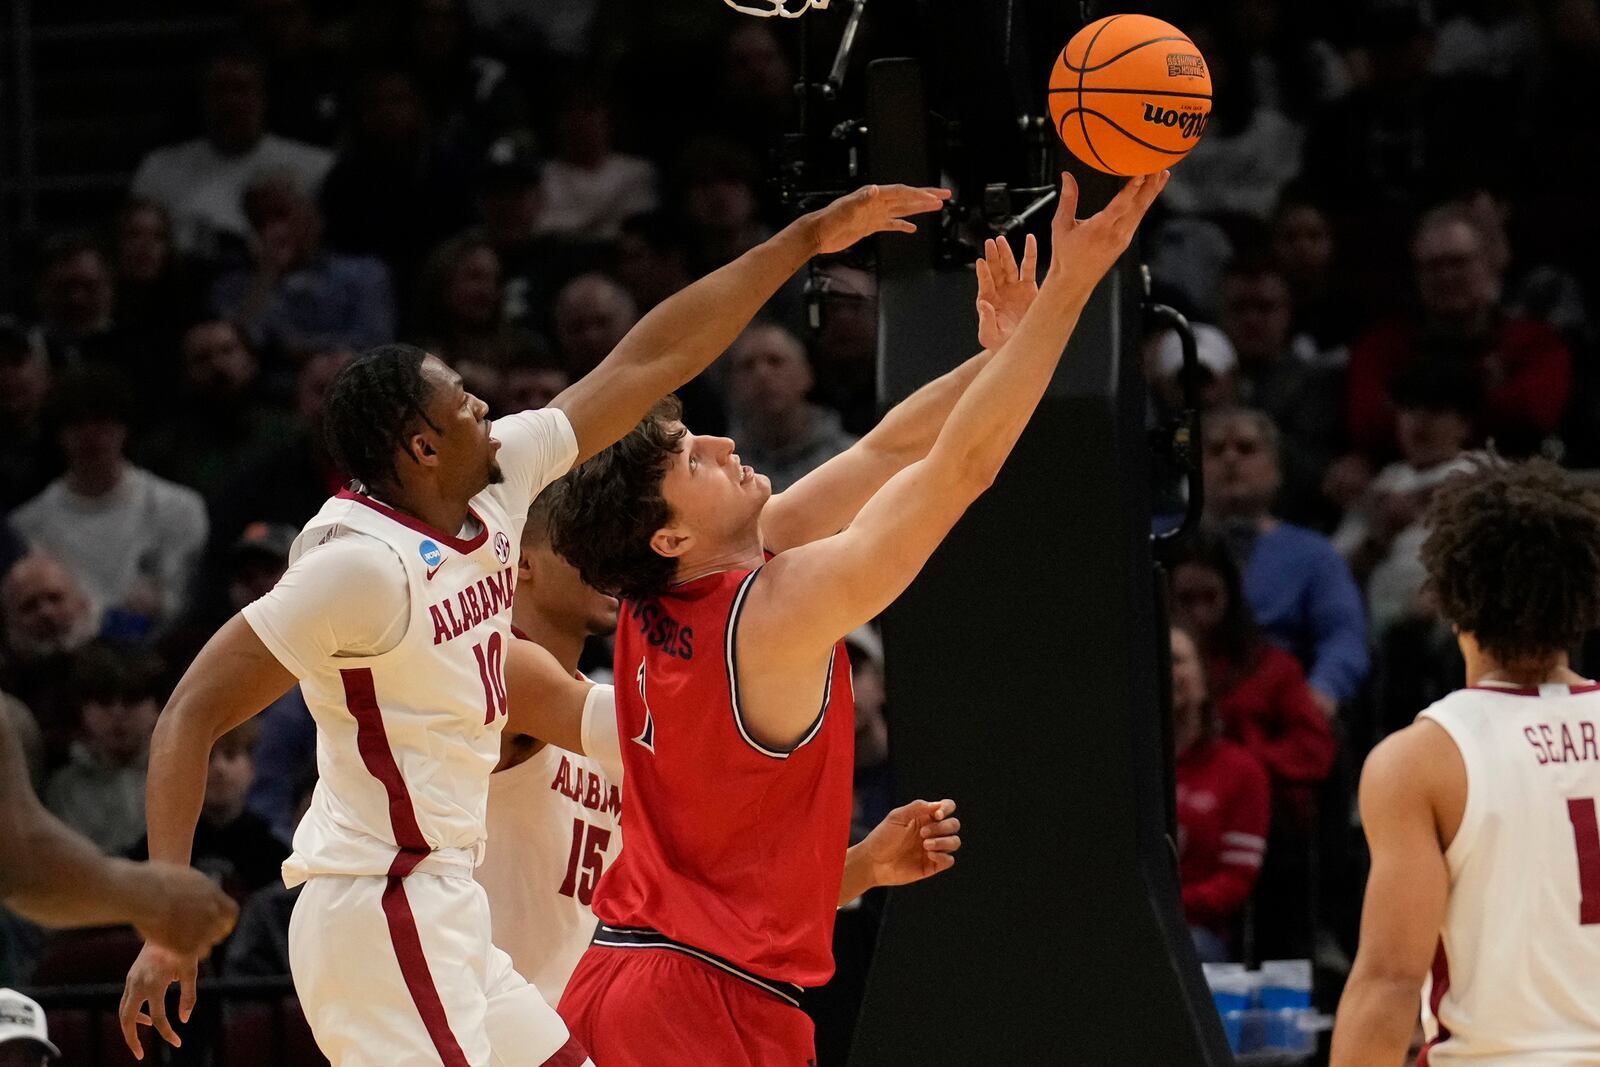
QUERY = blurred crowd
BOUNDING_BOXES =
[0,0,1595,1030]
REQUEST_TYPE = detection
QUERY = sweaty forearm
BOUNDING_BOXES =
[860,349,994,465]
[1329,975,1421,1067]
[838,845,877,907]
[927,272,1091,484]
[144,708,217,866]
[614,215,820,385]
[3,812,163,929]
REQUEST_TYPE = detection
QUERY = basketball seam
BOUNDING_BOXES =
[1054,106,1194,156]
[1061,36,1193,74]
[1047,86,1211,101]
[1077,15,1124,176]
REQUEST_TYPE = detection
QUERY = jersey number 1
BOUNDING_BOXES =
[473,632,508,724]
[1566,797,1600,925]
[559,818,611,905]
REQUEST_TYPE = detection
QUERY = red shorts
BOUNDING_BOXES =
[557,942,816,1067]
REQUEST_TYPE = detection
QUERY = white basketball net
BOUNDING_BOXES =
[723,0,830,17]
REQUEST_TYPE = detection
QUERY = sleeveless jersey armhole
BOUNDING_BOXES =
[726,566,833,760]
[1420,710,1483,868]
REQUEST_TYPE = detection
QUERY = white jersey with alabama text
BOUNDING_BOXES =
[1418,681,1600,1065]
[478,681,623,1004]
[243,408,578,883]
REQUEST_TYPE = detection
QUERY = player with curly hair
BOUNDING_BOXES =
[1333,458,1600,1066]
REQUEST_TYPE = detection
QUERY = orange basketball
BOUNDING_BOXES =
[1048,14,1212,176]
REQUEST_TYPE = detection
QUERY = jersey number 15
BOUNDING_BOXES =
[559,818,611,906]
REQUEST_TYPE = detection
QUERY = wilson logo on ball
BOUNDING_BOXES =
[1142,103,1209,139]
[1165,53,1206,78]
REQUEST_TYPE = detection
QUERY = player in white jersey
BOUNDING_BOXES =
[1332,458,1600,1066]
[116,184,949,1066]
[477,487,964,1004]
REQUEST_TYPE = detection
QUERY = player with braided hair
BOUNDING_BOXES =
[119,182,948,1067]
[1334,458,1600,1066]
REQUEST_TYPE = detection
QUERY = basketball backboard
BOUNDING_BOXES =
[722,0,829,17]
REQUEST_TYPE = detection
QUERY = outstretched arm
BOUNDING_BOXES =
[741,173,1167,744]
[551,184,949,464]
[760,236,1040,553]
[503,638,600,757]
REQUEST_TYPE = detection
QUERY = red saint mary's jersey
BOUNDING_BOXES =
[593,565,855,986]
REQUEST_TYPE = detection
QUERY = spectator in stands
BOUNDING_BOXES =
[1145,322,1239,416]
[319,67,474,289]
[0,988,58,1065]
[1201,406,1369,713]
[413,233,539,368]
[210,174,395,357]
[225,772,316,977]
[553,273,636,377]
[1333,362,1479,637]
[1215,259,1344,527]
[725,323,856,492]
[1163,23,1303,221]
[33,235,119,370]
[1457,187,1591,344]
[501,361,570,416]
[0,320,58,511]
[388,0,526,156]
[714,22,799,156]
[535,88,658,241]
[614,212,694,314]
[674,138,769,273]
[847,626,892,840]
[12,370,209,638]
[130,719,287,900]
[43,644,162,855]
[474,134,581,338]
[810,261,879,434]
[131,48,332,260]
[109,198,199,357]
[203,347,351,575]
[137,320,299,503]
[1171,625,1270,963]
[1269,187,1353,360]
[1169,532,1337,816]
[0,556,94,771]
[237,0,344,146]
[1338,204,1571,498]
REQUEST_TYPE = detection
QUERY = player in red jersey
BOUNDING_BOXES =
[544,171,1168,1065]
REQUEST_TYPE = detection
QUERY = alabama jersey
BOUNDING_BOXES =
[479,676,624,1004]
[590,564,855,987]
[244,408,577,883]
[1418,681,1600,1065]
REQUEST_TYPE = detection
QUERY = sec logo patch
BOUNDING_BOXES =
[494,531,511,563]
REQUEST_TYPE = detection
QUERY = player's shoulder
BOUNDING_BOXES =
[291,517,406,579]
[1361,716,1463,806]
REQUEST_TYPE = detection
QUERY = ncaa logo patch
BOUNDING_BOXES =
[419,539,443,567]
[494,531,511,563]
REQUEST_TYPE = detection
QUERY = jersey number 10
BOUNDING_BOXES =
[473,632,509,725]
[1567,797,1600,925]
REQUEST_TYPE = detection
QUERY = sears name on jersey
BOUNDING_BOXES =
[427,566,516,645]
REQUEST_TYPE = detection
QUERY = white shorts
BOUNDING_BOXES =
[289,871,590,1067]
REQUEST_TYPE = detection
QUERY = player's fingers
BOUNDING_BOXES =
[924,834,962,853]
[178,962,199,1023]
[1102,173,1147,222]
[1054,171,1080,229]
[148,992,181,1049]
[1020,234,1039,282]
[929,799,957,821]
[926,852,956,873]
[884,219,917,234]
[996,233,1019,281]
[921,817,961,840]
[119,996,147,1058]
[976,255,995,296]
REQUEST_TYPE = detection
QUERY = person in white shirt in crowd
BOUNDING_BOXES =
[534,89,658,241]
[12,371,207,639]
[1332,361,1480,637]
[132,48,332,260]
